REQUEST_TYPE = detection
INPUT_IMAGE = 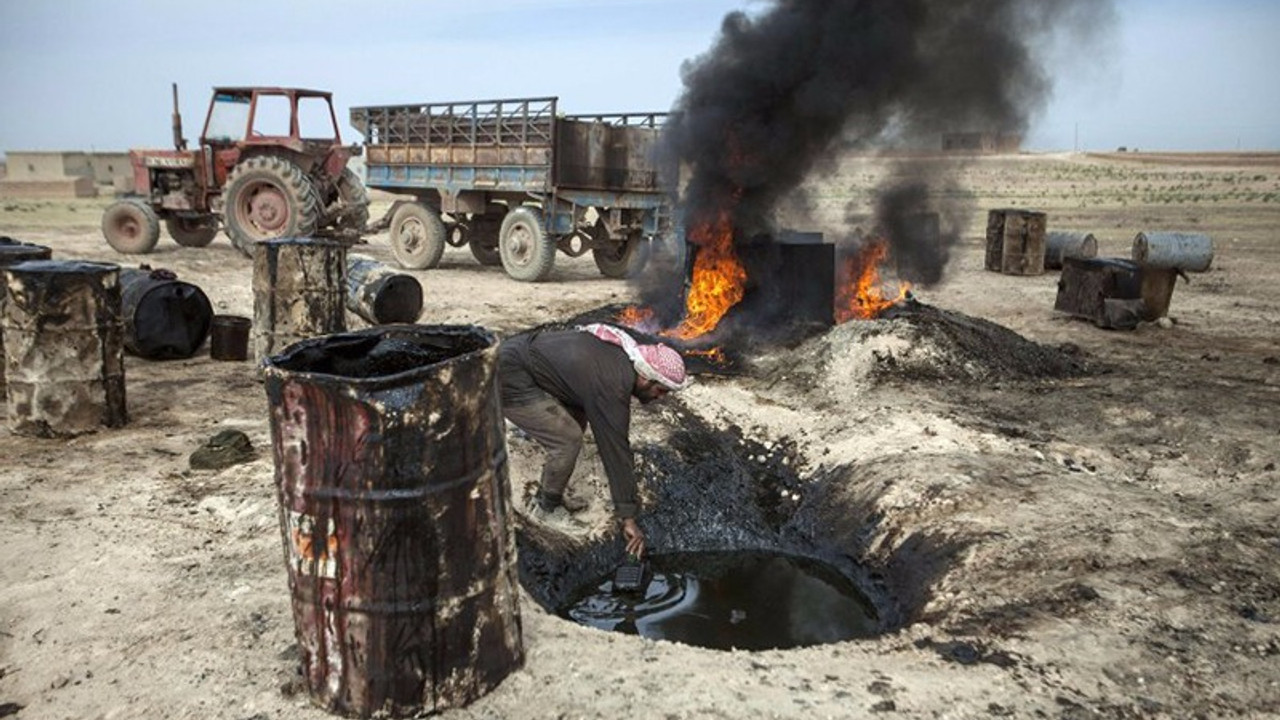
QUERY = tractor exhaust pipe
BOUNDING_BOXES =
[171,82,186,151]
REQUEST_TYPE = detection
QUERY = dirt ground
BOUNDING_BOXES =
[1,152,1278,720]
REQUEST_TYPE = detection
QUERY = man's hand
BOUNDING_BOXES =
[621,517,646,558]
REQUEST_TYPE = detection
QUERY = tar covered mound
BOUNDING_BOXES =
[753,298,1093,396]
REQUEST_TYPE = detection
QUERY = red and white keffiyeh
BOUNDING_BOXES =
[578,323,690,391]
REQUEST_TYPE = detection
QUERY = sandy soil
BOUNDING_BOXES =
[1,152,1278,720]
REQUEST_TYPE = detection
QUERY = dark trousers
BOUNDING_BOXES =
[503,396,587,500]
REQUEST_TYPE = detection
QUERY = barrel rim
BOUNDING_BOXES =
[261,323,498,388]
[4,259,121,275]
[255,236,347,249]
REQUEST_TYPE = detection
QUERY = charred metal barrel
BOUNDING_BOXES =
[262,325,522,718]
[346,253,424,325]
[119,267,213,359]
[252,238,346,363]
[2,260,127,436]
[985,209,1047,276]
[0,237,53,386]
[1132,231,1214,272]
[1045,231,1098,270]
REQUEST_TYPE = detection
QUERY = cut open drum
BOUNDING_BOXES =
[261,324,522,717]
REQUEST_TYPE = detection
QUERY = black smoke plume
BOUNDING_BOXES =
[654,0,1115,298]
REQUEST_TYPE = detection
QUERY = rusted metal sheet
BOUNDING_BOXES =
[2,260,127,436]
[0,237,53,386]
[262,325,523,718]
[252,238,346,363]
[346,254,424,325]
[986,208,1047,276]
[1045,231,1098,270]
[555,118,663,192]
[1132,231,1213,272]
[119,267,213,359]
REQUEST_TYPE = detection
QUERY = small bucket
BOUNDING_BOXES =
[209,315,251,361]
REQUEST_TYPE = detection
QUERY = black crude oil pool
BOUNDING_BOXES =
[560,550,878,651]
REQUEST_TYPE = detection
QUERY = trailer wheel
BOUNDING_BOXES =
[165,215,219,248]
[467,216,503,266]
[102,199,161,254]
[592,229,651,279]
[224,156,320,257]
[499,207,555,282]
[389,202,446,269]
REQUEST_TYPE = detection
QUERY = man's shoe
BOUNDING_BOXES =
[535,489,590,514]
[560,492,590,513]
[529,504,588,533]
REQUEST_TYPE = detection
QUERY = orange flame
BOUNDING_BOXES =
[614,305,656,331]
[683,346,729,367]
[663,211,747,340]
[836,238,911,322]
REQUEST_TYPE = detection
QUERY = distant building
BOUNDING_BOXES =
[0,150,136,198]
[941,132,1022,153]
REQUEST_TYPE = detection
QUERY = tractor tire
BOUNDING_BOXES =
[389,202,446,270]
[334,167,370,232]
[102,199,161,254]
[499,206,556,282]
[467,216,503,266]
[592,229,651,279]
[223,156,320,258]
[165,215,219,248]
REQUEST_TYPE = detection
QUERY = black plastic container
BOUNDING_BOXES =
[209,315,251,361]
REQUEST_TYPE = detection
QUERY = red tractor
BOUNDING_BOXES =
[101,84,369,257]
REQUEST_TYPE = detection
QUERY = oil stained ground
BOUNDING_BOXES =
[561,550,878,651]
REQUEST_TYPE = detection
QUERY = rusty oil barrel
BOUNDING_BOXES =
[119,267,213,359]
[2,259,127,437]
[1132,231,1214,272]
[262,325,523,717]
[0,237,53,386]
[986,208,1047,275]
[252,237,346,364]
[346,253,424,325]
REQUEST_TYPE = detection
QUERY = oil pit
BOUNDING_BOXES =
[561,550,878,651]
[516,406,916,650]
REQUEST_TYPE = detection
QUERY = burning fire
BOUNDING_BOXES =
[614,305,656,332]
[835,237,911,322]
[664,210,747,340]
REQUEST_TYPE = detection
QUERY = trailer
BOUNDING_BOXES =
[350,97,672,281]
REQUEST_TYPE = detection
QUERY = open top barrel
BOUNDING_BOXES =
[2,259,126,436]
[261,324,523,718]
[0,238,53,386]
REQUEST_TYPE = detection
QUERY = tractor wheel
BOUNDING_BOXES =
[102,199,161,254]
[223,156,320,258]
[591,228,651,279]
[165,215,219,248]
[467,216,503,266]
[499,206,556,282]
[334,167,370,231]
[389,202,446,269]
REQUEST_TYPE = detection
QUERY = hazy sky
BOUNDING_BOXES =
[0,0,1276,155]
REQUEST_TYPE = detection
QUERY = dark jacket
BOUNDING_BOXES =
[499,329,640,517]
